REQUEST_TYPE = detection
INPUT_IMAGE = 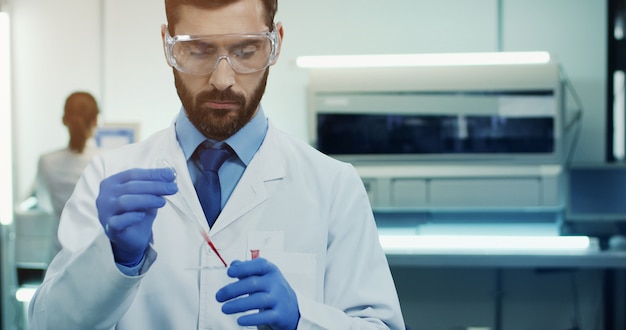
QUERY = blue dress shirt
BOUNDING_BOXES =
[175,106,268,208]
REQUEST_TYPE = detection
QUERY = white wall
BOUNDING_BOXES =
[504,0,607,163]
[101,0,177,138]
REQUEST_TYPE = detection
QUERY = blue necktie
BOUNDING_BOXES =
[195,143,231,228]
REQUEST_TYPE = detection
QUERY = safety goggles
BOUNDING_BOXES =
[165,25,279,75]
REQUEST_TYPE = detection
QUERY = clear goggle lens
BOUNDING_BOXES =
[166,29,278,75]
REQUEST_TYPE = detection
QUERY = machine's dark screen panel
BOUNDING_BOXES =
[317,114,554,155]
[569,167,626,215]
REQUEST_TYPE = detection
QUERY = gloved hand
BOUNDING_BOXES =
[96,168,178,267]
[216,258,300,330]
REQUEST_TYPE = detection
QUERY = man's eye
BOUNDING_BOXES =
[233,45,259,59]
[185,43,215,57]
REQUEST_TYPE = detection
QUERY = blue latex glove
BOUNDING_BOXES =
[216,258,300,330]
[96,168,178,266]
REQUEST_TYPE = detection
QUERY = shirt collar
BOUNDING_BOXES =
[175,106,268,166]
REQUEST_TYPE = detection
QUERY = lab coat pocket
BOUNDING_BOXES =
[259,250,317,300]
[247,231,317,299]
[197,246,247,328]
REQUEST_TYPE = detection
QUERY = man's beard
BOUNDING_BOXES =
[174,69,269,141]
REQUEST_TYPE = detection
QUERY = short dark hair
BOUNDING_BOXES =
[165,0,278,34]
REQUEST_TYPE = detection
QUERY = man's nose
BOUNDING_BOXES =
[209,56,236,91]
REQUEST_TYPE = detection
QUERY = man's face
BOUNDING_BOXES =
[166,1,281,141]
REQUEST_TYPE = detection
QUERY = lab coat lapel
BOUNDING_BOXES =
[210,126,285,234]
[159,125,209,231]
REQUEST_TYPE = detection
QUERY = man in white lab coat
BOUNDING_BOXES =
[28,0,405,329]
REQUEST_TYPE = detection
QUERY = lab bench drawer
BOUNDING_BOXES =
[430,178,541,207]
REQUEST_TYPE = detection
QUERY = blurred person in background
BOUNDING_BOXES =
[35,91,100,254]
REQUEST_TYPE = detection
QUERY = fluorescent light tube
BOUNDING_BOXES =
[0,12,13,226]
[379,235,590,253]
[296,52,551,69]
[613,70,625,160]
[16,286,37,303]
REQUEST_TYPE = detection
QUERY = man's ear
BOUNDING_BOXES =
[271,22,284,65]
[161,24,171,67]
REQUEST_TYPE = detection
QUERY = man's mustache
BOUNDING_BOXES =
[196,89,245,104]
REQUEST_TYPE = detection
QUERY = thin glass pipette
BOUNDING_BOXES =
[157,160,228,267]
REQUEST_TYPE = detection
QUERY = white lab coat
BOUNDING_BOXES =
[35,141,100,218]
[29,120,405,330]
[34,140,100,256]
